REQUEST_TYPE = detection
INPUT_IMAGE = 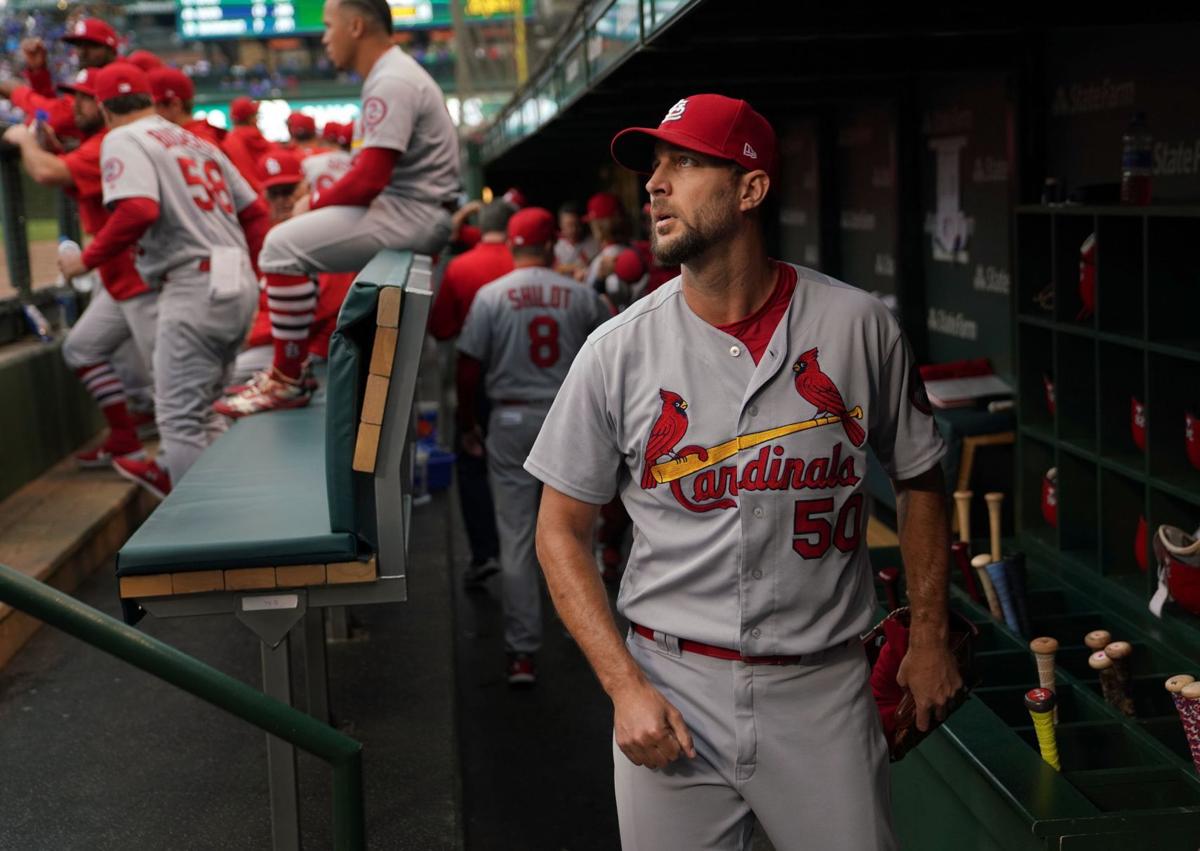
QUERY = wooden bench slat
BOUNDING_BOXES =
[377,287,403,328]
[224,567,276,590]
[327,558,377,584]
[171,570,225,595]
[369,327,399,377]
[361,374,389,425]
[275,564,327,587]
[119,574,173,599]
[353,423,381,473]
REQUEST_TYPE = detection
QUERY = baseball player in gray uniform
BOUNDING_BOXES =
[525,94,962,850]
[60,62,268,498]
[456,207,610,686]
[215,0,459,417]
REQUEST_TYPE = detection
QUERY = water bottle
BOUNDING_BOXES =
[1121,112,1152,206]
[58,238,98,293]
[22,303,53,342]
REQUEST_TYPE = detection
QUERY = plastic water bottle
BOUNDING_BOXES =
[1121,112,1153,206]
[58,238,98,293]
[22,303,53,342]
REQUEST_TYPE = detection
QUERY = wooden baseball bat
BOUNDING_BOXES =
[970,553,1004,620]
[877,567,900,611]
[1024,688,1061,771]
[1084,630,1112,652]
[1170,679,1200,775]
[1088,651,1133,717]
[985,560,1022,635]
[651,407,863,484]
[953,490,973,544]
[1103,641,1136,717]
[1029,636,1059,722]
[985,492,1004,562]
[950,541,982,603]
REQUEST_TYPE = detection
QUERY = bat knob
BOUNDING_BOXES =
[1084,629,1112,650]
[877,567,899,582]
[1024,687,1056,713]
[1103,641,1132,660]
[985,492,1004,504]
[1183,682,1200,701]
[970,554,991,569]
[1030,636,1058,655]
[1165,674,1196,694]
[1088,651,1113,671]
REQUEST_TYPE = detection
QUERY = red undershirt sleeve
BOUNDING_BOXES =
[310,147,397,210]
[237,198,270,273]
[81,197,159,270]
[24,66,55,98]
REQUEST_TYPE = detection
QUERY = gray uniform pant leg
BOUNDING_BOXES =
[154,272,257,482]
[258,197,451,277]
[486,404,549,654]
[62,288,159,409]
[616,632,897,851]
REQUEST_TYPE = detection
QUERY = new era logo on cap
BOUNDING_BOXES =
[743,142,757,159]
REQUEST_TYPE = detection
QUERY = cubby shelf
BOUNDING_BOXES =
[1014,205,1200,651]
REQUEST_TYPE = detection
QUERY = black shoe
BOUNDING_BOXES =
[463,557,500,592]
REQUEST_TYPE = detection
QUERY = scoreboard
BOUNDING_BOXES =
[176,0,533,40]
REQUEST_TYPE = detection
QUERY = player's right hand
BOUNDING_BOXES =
[612,678,696,769]
[460,424,485,458]
[20,38,46,70]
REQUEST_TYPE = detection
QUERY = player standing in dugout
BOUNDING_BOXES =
[215,0,460,418]
[526,94,962,850]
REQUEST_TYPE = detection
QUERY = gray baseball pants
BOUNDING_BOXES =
[258,196,451,277]
[62,286,158,410]
[154,269,256,482]
[486,402,550,654]
[616,630,898,851]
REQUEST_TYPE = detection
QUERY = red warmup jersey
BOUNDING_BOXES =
[428,242,514,340]
[714,262,798,365]
[61,132,150,301]
[221,125,272,190]
[246,271,356,358]
[184,119,226,146]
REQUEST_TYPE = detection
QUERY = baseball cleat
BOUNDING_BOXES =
[111,456,172,500]
[76,443,147,469]
[225,364,317,397]
[506,653,537,687]
[213,368,312,418]
[463,557,500,592]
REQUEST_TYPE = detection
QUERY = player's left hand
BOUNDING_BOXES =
[293,193,313,215]
[3,123,30,146]
[896,643,962,732]
[58,252,88,281]
[20,37,47,70]
[460,424,485,458]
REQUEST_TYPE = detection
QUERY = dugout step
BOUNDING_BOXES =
[0,442,157,670]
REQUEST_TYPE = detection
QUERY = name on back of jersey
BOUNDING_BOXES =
[506,283,574,311]
[143,124,214,156]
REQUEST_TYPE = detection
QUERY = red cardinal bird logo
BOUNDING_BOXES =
[641,389,690,488]
[792,348,866,447]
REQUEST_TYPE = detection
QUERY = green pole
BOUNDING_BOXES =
[0,564,365,850]
[0,145,32,299]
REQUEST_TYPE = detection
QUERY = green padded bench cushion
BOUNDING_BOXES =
[116,402,358,576]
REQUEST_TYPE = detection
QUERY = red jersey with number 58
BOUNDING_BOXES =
[100,114,258,284]
[455,266,610,403]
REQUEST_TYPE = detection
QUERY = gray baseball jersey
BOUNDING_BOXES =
[525,262,945,656]
[554,234,599,270]
[101,114,257,284]
[355,46,460,205]
[301,149,352,195]
[457,266,610,402]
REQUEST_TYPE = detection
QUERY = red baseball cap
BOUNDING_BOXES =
[321,121,345,144]
[502,187,527,209]
[58,67,99,98]
[148,68,194,104]
[93,62,152,103]
[287,112,317,136]
[508,207,557,248]
[126,50,163,72]
[614,248,646,283]
[63,18,119,49]
[611,94,777,176]
[583,191,622,222]
[231,96,259,123]
[255,150,303,189]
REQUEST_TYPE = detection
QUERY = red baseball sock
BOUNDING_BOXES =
[76,363,141,452]
[266,272,317,380]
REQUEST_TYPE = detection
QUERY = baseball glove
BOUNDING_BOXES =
[861,607,979,762]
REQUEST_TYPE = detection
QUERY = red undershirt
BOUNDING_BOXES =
[714,262,797,364]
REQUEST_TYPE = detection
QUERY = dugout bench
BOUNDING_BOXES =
[114,250,433,851]
[871,545,1200,849]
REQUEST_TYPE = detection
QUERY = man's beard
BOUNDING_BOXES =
[650,197,738,266]
[76,114,104,134]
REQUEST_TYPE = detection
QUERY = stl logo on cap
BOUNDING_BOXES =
[74,21,87,36]
[662,99,688,124]
[265,158,281,176]
[118,82,132,94]
[74,69,87,84]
